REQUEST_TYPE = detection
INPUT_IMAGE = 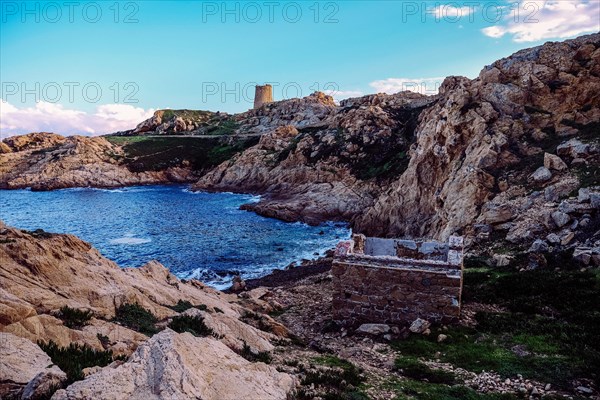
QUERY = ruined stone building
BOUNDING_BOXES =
[332,234,464,326]
[253,84,273,109]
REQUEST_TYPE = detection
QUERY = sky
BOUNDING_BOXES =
[1,0,599,137]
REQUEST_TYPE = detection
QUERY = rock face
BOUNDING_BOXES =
[194,91,435,224]
[192,33,599,241]
[52,329,294,400]
[0,134,196,190]
[0,332,66,398]
[354,33,600,240]
[0,222,279,355]
[0,222,295,399]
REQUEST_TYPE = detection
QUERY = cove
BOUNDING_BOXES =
[0,185,350,289]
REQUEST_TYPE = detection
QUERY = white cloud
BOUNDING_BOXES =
[482,0,600,42]
[369,78,446,95]
[0,100,155,138]
[323,89,364,101]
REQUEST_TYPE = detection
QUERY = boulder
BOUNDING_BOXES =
[573,248,592,265]
[551,211,571,228]
[21,367,67,400]
[591,193,600,209]
[0,332,66,397]
[578,188,591,203]
[356,324,391,335]
[492,254,513,267]
[409,318,431,334]
[531,167,552,182]
[543,153,567,171]
[529,240,549,253]
[481,204,515,224]
[556,139,591,158]
[52,330,295,400]
[546,233,561,244]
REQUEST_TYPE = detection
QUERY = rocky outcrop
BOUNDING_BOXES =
[354,33,600,242]
[52,329,294,400]
[0,222,280,355]
[0,134,196,190]
[130,109,232,135]
[194,91,435,224]
[0,332,66,398]
[193,34,599,241]
[0,221,296,399]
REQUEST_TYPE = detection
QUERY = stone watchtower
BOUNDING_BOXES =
[253,84,273,109]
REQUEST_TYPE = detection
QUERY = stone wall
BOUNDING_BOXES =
[332,235,464,326]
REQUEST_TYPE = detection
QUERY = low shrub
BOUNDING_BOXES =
[167,314,219,338]
[38,340,116,384]
[114,303,159,335]
[238,341,272,364]
[55,306,93,329]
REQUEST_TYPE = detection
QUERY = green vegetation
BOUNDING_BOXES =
[355,150,410,181]
[54,306,93,329]
[113,303,159,336]
[239,310,274,333]
[392,264,600,388]
[394,357,456,385]
[104,135,258,172]
[166,299,209,313]
[38,340,118,384]
[296,356,367,400]
[23,228,53,239]
[158,109,214,123]
[167,315,220,338]
[385,378,517,400]
[238,341,272,364]
[204,118,239,135]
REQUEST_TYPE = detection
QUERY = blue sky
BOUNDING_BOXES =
[1,0,599,136]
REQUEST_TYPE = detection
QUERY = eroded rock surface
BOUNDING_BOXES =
[0,134,195,190]
[51,329,294,400]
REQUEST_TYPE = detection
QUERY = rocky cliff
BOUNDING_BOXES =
[195,33,600,257]
[0,221,294,399]
[193,91,435,223]
[355,33,600,242]
[0,134,196,190]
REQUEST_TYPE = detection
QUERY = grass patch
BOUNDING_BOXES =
[54,306,93,329]
[385,378,517,400]
[38,340,118,384]
[113,302,159,336]
[393,266,600,388]
[294,356,366,400]
[111,136,258,172]
[394,357,456,385]
[355,150,410,181]
[167,315,220,338]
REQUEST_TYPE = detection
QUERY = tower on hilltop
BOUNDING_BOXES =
[253,84,273,109]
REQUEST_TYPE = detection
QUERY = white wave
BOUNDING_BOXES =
[109,237,151,245]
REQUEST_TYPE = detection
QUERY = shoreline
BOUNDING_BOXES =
[226,253,335,292]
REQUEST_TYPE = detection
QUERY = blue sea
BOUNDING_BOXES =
[0,185,350,288]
